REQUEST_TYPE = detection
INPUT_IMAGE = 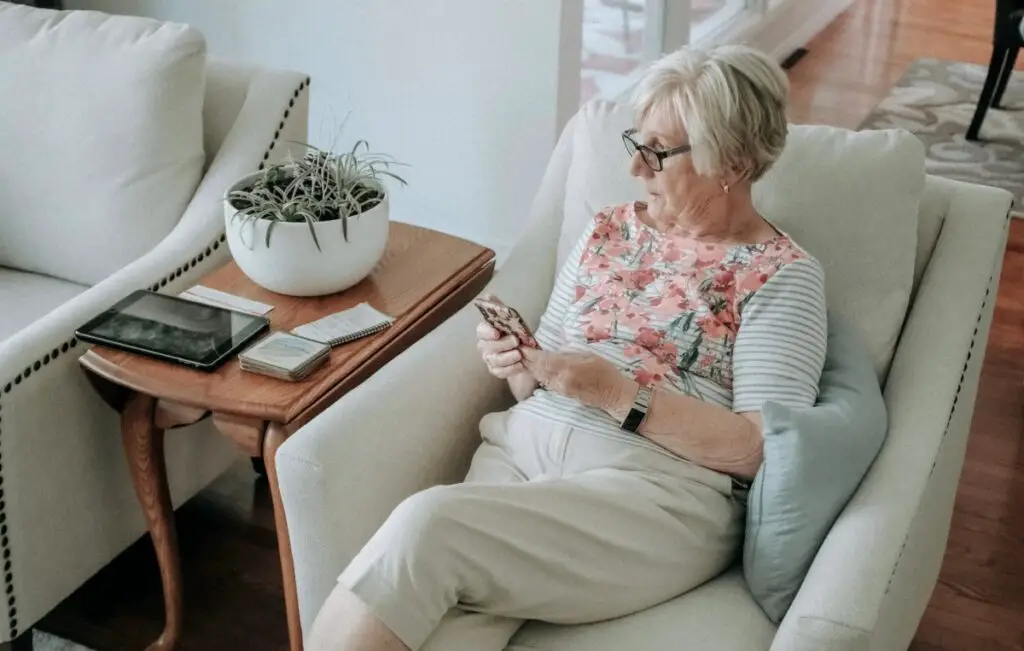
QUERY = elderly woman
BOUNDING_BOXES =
[309,44,827,651]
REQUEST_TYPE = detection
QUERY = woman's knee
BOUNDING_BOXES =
[384,485,470,557]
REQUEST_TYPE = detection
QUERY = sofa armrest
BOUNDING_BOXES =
[276,112,579,636]
[0,66,308,640]
[771,181,1013,651]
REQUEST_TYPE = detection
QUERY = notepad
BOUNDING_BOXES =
[238,331,330,381]
[291,303,395,346]
[179,285,275,316]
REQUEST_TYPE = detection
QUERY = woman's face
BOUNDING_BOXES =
[630,109,721,224]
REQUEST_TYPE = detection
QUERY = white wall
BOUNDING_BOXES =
[68,0,582,260]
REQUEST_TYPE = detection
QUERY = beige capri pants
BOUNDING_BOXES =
[338,409,745,650]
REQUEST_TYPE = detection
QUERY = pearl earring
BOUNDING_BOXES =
[721,181,730,194]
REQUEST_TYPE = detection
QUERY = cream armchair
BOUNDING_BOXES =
[276,102,1012,650]
[0,6,309,645]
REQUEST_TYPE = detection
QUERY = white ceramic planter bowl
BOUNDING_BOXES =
[224,172,390,297]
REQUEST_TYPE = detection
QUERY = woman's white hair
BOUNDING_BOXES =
[631,44,789,183]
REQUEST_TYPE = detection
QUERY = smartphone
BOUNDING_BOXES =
[473,298,540,349]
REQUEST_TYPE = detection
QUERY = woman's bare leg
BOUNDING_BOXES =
[307,587,408,651]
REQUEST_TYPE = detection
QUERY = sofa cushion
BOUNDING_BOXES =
[744,313,888,623]
[0,4,206,285]
[508,568,775,651]
[0,267,87,342]
[560,99,923,380]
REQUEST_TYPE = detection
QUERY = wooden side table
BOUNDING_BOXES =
[78,223,494,651]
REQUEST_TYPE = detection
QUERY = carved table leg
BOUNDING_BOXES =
[264,423,303,651]
[122,393,182,651]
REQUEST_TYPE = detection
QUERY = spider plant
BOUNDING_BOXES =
[227,140,407,251]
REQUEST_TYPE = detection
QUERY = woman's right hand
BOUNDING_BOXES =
[476,321,527,379]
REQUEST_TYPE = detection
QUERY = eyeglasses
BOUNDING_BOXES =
[622,128,692,172]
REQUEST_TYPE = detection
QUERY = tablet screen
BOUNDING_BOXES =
[77,290,269,368]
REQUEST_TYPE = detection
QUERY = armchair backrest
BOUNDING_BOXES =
[543,99,930,383]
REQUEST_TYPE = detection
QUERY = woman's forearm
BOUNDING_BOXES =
[605,380,764,480]
[508,372,540,403]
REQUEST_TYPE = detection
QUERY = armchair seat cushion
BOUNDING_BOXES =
[508,568,776,651]
[0,268,86,342]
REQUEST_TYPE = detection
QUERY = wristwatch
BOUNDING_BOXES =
[620,384,653,433]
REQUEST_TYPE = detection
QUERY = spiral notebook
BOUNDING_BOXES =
[291,302,395,347]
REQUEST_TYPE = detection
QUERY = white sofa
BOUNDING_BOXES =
[0,4,308,645]
[276,98,1013,650]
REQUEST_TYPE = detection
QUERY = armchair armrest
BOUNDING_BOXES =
[276,112,580,637]
[771,180,1013,651]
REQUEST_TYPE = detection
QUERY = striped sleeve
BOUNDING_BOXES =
[731,257,828,413]
[533,217,597,350]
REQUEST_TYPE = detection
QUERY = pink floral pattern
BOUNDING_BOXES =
[568,203,807,392]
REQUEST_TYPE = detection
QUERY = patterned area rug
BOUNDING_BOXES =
[34,630,90,650]
[858,58,1024,213]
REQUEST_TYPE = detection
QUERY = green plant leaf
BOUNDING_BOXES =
[377,170,408,186]
[228,124,406,248]
[305,216,322,252]
[264,219,277,248]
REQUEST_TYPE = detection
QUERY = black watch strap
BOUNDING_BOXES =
[620,385,653,433]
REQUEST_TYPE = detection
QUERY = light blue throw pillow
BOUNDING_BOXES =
[743,313,888,624]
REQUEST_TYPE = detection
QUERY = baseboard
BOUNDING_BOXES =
[709,0,855,63]
[11,0,62,7]
[609,0,854,102]
[765,0,851,61]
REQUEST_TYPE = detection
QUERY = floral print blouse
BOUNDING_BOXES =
[514,202,828,445]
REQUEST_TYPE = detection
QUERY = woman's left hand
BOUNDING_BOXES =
[520,347,634,413]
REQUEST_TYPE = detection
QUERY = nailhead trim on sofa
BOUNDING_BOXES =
[0,75,310,640]
[881,208,1012,603]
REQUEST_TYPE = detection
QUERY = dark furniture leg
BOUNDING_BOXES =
[969,0,1024,140]
[2,629,33,651]
[968,46,1013,140]
[992,46,1021,107]
[250,457,268,477]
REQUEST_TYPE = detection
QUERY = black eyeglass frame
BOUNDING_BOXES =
[622,128,692,172]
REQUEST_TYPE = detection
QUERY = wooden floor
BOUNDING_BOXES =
[788,0,1024,128]
[39,0,1024,649]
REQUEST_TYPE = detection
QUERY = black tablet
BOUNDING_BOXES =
[76,290,271,371]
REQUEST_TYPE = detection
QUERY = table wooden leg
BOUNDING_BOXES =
[122,393,182,651]
[264,423,303,651]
